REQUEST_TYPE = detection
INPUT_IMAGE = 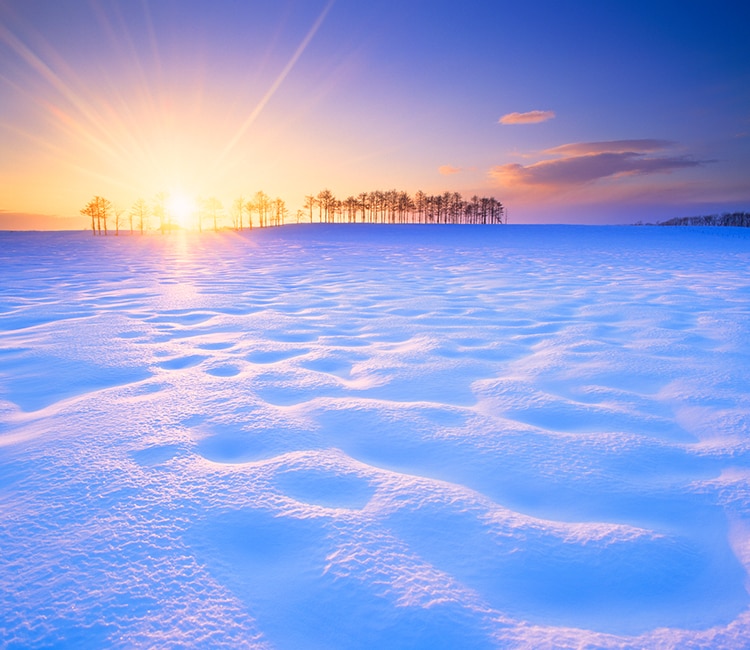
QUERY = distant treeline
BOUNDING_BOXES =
[81,188,505,235]
[658,212,750,228]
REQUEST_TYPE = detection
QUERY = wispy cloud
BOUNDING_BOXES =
[438,165,462,175]
[499,110,555,125]
[490,140,706,189]
[544,139,673,156]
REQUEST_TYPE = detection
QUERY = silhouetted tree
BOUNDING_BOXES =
[242,197,254,229]
[316,189,334,223]
[130,198,149,235]
[113,205,124,236]
[81,198,97,235]
[356,192,368,223]
[203,197,223,232]
[272,197,287,227]
[253,191,270,228]
[343,196,357,223]
[99,196,111,234]
[304,195,316,224]
[231,197,245,231]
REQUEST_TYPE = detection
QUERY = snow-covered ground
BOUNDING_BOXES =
[1,225,749,649]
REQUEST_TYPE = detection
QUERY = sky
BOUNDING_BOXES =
[0,0,749,227]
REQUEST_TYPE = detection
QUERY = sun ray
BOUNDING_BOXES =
[214,0,336,169]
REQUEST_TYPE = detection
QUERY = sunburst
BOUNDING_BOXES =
[166,192,196,230]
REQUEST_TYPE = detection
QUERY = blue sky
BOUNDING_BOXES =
[1,0,748,225]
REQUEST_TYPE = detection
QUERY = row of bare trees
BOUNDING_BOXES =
[81,196,142,235]
[82,195,152,235]
[81,192,288,235]
[81,188,505,235]
[302,189,505,225]
[230,191,288,230]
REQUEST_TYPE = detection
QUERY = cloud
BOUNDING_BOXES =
[490,140,706,189]
[438,165,462,175]
[499,110,555,125]
[543,139,673,156]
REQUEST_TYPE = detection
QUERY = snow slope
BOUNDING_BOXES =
[1,225,749,648]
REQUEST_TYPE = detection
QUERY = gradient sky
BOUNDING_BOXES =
[1,0,749,226]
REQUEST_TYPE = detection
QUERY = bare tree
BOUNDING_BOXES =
[81,198,97,235]
[272,197,287,226]
[130,198,149,235]
[303,195,316,224]
[113,205,124,236]
[252,191,270,228]
[343,196,357,223]
[357,192,369,223]
[203,197,223,232]
[242,198,254,230]
[331,198,342,223]
[231,197,245,231]
[316,189,334,223]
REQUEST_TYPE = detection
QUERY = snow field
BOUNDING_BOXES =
[1,225,749,648]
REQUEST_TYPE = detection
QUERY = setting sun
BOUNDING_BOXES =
[167,192,196,230]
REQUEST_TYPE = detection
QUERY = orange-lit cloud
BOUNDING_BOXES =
[499,110,555,125]
[438,165,462,175]
[490,140,705,189]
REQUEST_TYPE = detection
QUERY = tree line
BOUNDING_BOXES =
[80,191,288,236]
[81,188,505,235]
[81,194,151,235]
[302,189,505,225]
[658,212,750,228]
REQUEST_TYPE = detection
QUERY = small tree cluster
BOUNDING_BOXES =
[82,195,149,235]
[81,196,113,235]
[229,192,287,230]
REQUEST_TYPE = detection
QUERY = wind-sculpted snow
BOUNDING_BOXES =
[1,225,750,648]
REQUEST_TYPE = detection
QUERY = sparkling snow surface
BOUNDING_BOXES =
[1,225,750,648]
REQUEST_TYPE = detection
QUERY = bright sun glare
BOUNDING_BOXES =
[167,193,196,229]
